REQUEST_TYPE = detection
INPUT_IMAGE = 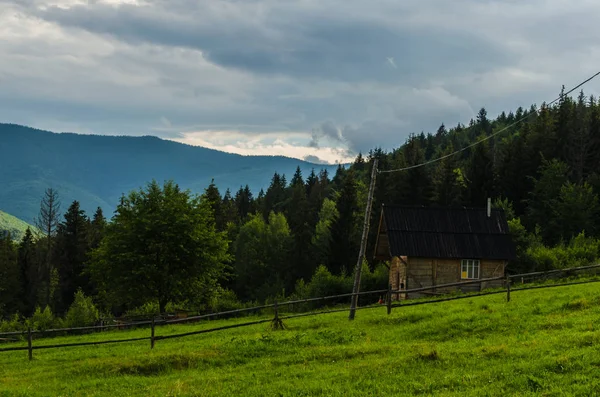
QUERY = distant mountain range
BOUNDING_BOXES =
[0,124,340,223]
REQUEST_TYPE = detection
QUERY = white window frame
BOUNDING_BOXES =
[461,259,480,280]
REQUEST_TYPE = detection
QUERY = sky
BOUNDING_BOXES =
[1,0,600,164]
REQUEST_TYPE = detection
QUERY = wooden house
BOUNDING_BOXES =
[373,204,515,299]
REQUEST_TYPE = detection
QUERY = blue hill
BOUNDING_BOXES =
[0,124,341,222]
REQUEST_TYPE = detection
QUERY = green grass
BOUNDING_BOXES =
[0,210,35,241]
[2,283,600,396]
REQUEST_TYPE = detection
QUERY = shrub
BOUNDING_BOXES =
[124,301,160,319]
[306,265,352,302]
[360,263,389,292]
[0,313,25,333]
[289,262,388,309]
[31,306,56,331]
[65,290,100,328]
[527,232,600,271]
[207,289,245,313]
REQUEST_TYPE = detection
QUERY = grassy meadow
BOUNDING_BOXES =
[2,283,600,396]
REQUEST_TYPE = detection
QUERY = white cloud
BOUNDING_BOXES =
[171,130,354,164]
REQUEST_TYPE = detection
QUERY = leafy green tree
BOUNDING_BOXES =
[506,218,541,273]
[64,289,99,327]
[554,182,599,240]
[307,169,331,230]
[31,305,56,331]
[312,198,339,268]
[233,212,292,301]
[90,180,230,313]
[492,197,516,221]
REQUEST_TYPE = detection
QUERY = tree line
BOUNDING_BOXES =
[1,88,600,324]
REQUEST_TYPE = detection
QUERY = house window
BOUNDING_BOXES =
[461,259,480,279]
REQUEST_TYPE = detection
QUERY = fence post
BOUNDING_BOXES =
[151,317,155,349]
[272,300,284,330]
[387,284,392,315]
[27,327,33,361]
[506,276,511,302]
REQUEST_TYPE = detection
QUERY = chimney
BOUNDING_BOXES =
[487,197,491,218]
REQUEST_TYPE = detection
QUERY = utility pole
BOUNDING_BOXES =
[349,159,378,320]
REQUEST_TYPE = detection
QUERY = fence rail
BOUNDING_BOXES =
[1,263,599,360]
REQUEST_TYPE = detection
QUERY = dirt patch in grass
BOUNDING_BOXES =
[563,298,591,311]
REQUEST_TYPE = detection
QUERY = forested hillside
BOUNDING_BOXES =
[1,89,600,325]
[0,211,35,241]
[0,124,339,223]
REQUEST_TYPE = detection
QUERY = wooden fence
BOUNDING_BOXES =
[1,263,599,361]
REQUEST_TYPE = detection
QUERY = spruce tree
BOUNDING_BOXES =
[433,144,465,207]
[55,201,90,313]
[401,135,434,205]
[34,188,61,309]
[0,233,21,316]
[234,185,254,222]
[18,227,36,315]
[285,172,314,283]
[221,189,238,226]
[329,169,360,274]
[263,173,287,219]
[466,140,495,207]
[203,179,225,231]
[89,207,107,250]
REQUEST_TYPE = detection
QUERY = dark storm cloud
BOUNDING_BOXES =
[34,1,509,83]
[2,0,600,157]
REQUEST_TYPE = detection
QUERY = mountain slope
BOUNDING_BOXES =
[0,124,340,223]
[0,210,35,241]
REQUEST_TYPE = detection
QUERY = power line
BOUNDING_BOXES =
[379,71,600,174]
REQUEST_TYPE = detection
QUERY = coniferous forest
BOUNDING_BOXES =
[2,89,600,328]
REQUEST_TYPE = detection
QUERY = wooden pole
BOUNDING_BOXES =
[150,318,155,349]
[27,327,33,361]
[271,299,284,330]
[506,276,511,302]
[349,159,378,321]
[387,284,392,315]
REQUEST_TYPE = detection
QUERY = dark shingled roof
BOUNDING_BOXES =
[379,205,516,260]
